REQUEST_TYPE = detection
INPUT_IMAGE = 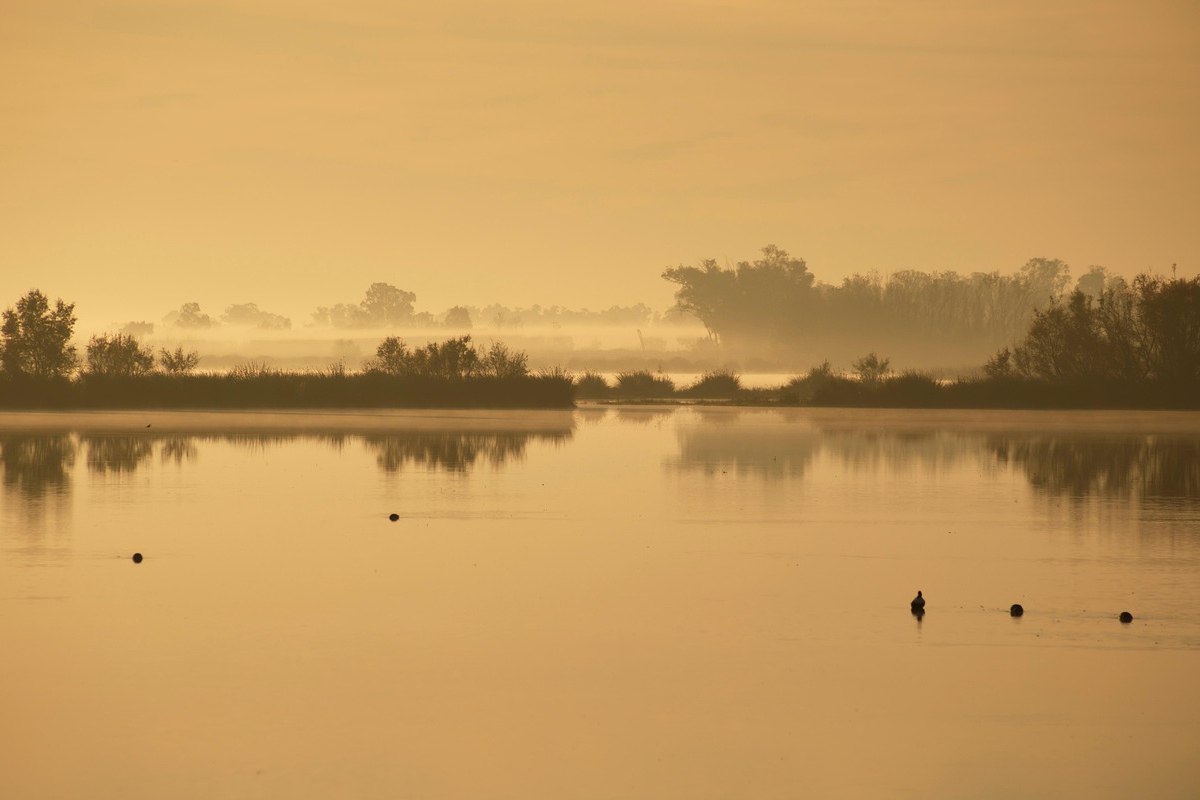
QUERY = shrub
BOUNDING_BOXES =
[852,352,891,384]
[782,360,835,402]
[85,334,155,377]
[479,342,529,378]
[159,346,201,375]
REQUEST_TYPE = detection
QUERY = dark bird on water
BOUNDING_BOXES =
[911,590,925,611]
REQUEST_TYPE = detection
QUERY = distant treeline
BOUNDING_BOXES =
[576,270,1200,408]
[662,245,1131,364]
[131,283,685,336]
[0,290,571,408]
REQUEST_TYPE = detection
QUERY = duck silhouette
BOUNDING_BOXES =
[911,590,925,612]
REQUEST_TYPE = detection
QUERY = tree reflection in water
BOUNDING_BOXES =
[83,435,155,475]
[672,412,1200,505]
[0,433,75,500]
[1,424,574,523]
[363,430,571,473]
[990,435,1200,501]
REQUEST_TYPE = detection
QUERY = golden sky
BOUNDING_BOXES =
[2,0,1198,327]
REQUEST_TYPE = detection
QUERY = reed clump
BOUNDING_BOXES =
[573,371,611,399]
[680,369,742,399]
[614,370,675,399]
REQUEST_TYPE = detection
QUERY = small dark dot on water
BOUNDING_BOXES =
[388,513,399,522]
[1010,603,1024,617]
[132,553,143,563]
[1120,611,1134,623]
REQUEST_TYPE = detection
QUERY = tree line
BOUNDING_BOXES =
[986,273,1200,385]
[662,245,1107,363]
[139,283,676,335]
[1,290,536,381]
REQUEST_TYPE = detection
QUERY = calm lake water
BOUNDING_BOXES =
[2,407,1198,799]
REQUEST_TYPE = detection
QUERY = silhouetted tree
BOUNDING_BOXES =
[662,247,1070,358]
[1137,274,1200,384]
[119,321,155,338]
[444,306,473,329]
[167,302,216,329]
[663,245,814,343]
[368,337,411,375]
[159,346,201,375]
[1,290,78,377]
[852,352,891,384]
[222,303,291,330]
[363,283,416,324]
[1075,266,1109,299]
[85,334,155,377]
[1004,274,1199,384]
[478,342,528,378]
[367,335,504,379]
[314,283,417,328]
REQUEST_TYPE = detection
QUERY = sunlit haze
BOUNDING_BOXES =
[3,0,1198,329]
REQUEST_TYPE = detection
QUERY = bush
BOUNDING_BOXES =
[851,352,891,384]
[159,347,201,375]
[85,334,155,377]
[479,342,529,378]
[781,360,835,403]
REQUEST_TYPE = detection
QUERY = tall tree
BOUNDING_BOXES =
[1,290,78,377]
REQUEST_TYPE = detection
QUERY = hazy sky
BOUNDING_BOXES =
[3,0,1198,328]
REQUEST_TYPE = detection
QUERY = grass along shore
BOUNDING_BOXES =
[576,368,1200,410]
[0,370,574,410]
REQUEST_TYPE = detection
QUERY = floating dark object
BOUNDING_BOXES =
[1119,611,1133,623]
[910,590,925,612]
[1010,603,1024,617]
[132,553,143,563]
[388,513,399,522]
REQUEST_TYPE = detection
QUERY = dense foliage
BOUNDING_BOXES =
[663,246,1076,362]
[1,290,78,377]
[85,334,155,377]
[992,275,1200,385]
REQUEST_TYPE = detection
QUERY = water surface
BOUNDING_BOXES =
[2,408,1198,799]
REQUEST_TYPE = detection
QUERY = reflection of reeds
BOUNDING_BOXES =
[807,375,1200,409]
[0,372,574,409]
[159,436,198,464]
